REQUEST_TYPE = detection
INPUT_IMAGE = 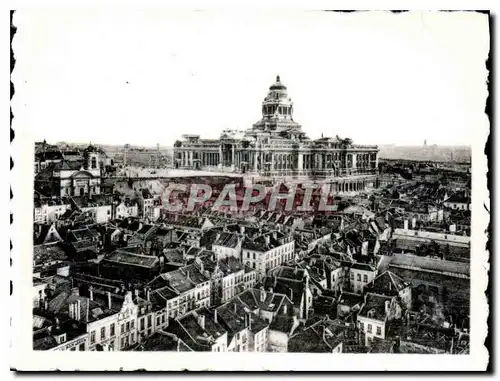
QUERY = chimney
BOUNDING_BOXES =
[403,220,408,230]
[134,289,139,298]
[289,288,293,302]
[69,301,75,320]
[283,304,287,315]
[214,309,218,324]
[75,299,81,321]
[86,299,89,322]
[247,313,252,331]
[264,235,270,245]
[385,300,391,316]
[107,291,112,309]
[71,287,79,296]
[89,285,94,301]
[233,304,237,314]
[260,286,266,302]
[240,226,245,235]
[44,299,48,311]
[146,288,151,302]
[197,314,206,330]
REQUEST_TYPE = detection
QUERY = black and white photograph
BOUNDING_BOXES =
[9,8,490,371]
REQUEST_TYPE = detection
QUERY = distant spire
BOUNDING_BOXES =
[276,75,280,82]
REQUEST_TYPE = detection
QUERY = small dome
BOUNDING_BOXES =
[269,75,287,91]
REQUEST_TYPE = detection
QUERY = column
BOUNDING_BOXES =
[298,153,303,171]
[232,145,235,168]
[254,151,258,171]
[219,146,223,167]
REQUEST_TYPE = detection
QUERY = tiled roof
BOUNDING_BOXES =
[104,250,159,268]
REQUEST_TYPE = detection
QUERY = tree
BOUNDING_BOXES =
[173,140,182,148]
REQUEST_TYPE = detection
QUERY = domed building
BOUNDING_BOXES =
[173,75,379,192]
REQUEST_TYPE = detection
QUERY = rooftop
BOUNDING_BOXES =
[389,254,470,278]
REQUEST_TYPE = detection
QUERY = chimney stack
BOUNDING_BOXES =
[247,313,252,331]
[107,291,112,309]
[69,301,75,320]
[385,300,391,316]
[214,309,218,324]
[197,314,206,330]
[89,285,94,301]
[146,288,151,302]
[75,299,81,321]
[289,288,293,302]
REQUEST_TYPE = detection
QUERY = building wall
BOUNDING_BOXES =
[350,268,377,294]
[81,205,112,224]
[212,244,240,261]
[357,316,386,346]
[268,329,288,352]
[242,241,295,279]
[50,335,88,351]
[34,203,71,224]
[87,314,119,351]
[227,328,250,352]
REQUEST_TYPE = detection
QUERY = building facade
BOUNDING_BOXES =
[173,75,379,191]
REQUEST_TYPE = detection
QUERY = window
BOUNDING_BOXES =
[367,324,372,333]
[157,317,161,326]
[140,318,145,330]
[357,274,361,281]
[110,323,115,337]
[126,322,130,332]
[79,343,85,351]
[147,316,152,328]
[363,274,368,283]
[121,324,125,334]
[376,326,382,335]
[359,322,364,331]
[100,327,106,340]
[91,331,96,344]
[350,272,354,280]
[131,320,135,329]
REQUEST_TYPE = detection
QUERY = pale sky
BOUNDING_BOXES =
[12,10,489,147]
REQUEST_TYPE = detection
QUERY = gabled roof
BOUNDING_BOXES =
[366,270,409,296]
